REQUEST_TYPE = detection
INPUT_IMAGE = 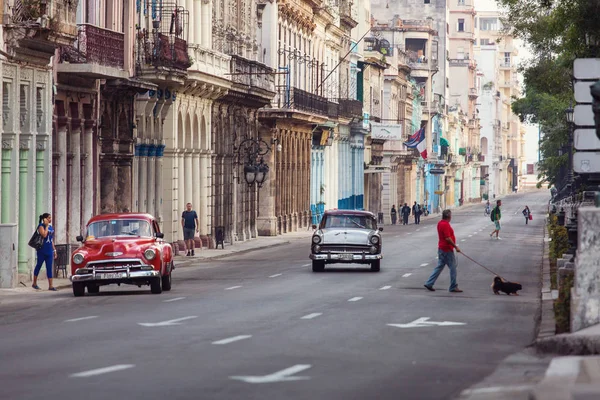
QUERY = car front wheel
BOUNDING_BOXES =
[370,260,381,272]
[150,277,162,294]
[161,272,172,291]
[73,282,85,297]
[312,260,325,272]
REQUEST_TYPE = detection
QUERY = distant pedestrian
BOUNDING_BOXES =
[522,205,531,225]
[424,209,462,293]
[390,205,397,225]
[412,201,421,224]
[490,199,502,239]
[401,203,411,225]
[181,203,199,256]
[32,213,58,291]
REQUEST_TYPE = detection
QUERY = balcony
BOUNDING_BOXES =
[274,86,328,116]
[453,31,476,41]
[337,99,363,118]
[500,61,513,69]
[135,2,190,85]
[5,0,78,62]
[188,45,230,79]
[229,55,274,95]
[339,0,358,28]
[396,19,435,32]
[58,24,127,79]
[468,87,478,98]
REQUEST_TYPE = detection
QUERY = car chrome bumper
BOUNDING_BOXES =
[70,268,159,282]
[309,253,382,261]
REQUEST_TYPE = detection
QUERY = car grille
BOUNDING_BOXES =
[86,259,144,270]
[319,245,371,253]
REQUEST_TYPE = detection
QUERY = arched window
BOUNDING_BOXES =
[481,137,488,155]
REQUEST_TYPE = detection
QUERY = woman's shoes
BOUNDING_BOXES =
[32,284,41,290]
[48,287,58,292]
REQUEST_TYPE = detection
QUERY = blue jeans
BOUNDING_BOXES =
[425,249,458,291]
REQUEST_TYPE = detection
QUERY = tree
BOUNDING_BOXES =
[497,0,600,188]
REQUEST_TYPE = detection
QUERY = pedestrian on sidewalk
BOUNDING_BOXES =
[490,199,502,240]
[390,205,397,225]
[522,205,531,225]
[412,201,422,225]
[32,213,58,291]
[401,203,411,225]
[424,209,463,293]
[181,203,199,256]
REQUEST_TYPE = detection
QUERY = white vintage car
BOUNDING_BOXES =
[309,210,383,272]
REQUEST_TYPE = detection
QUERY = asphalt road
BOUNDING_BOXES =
[0,190,549,400]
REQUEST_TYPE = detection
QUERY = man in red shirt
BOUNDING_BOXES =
[424,209,463,293]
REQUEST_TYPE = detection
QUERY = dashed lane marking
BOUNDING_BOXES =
[348,297,363,302]
[226,286,242,290]
[212,335,252,345]
[301,313,322,319]
[269,274,283,278]
[402,273,412,278]
[163,297,185,303]
[380,286,392,290]
[420,263,429,267]
[64,316,98,323]
[70,365,135,378]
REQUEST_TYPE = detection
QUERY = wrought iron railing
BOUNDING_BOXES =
[276,86,328,116]
[60,24,125,68]
[230,55,275,93]
[337,98,362,118]
[327,101,339,118]
[136,32,190,70]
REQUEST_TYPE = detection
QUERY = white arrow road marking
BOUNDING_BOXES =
[420,263,428,267]
[212,335,252,345]
[70,364,135,378]
[163,297,185,303]
[348,297,363,302]
[379,285,392,290]
[402,273,412,278]
[269,274,283,278]
[387,317,466,329]
[230,364,311,384]
[226,286,242,290]
[301,313,322,319]
[138,316,197,327]
[64,316,98,323]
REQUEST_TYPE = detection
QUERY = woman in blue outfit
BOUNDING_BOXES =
[32,213,58,291]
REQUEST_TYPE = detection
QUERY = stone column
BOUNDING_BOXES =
[147,142,156,214]
[1,143,13,223]
[177,150,185,241]
[69,124,82,242]
[138,141,148,212]
[192,150,200,220]
[257,125,277,236]
[35,142,45,217]
[82,126,94,224]
[201,0,211,48]
[199,152,210,236]
[55,125,68,244]
[184,151,193,208]
[186,0,194,44]
[17,141,29,275]
[194,0,202,46]
[155,143,165,221]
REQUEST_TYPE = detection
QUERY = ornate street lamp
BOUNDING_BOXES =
[235,137,273,188]
[565,105,575,193]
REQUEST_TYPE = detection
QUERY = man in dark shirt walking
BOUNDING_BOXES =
[424,209,463,293]
[401,203,411,225]
[181,203,199,256]
[412,201,421,224]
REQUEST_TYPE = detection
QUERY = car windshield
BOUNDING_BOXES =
[321,214,376,230]
[87,219,153,238]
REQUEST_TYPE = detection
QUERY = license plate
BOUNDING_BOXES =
[340,254,354,260]
[99,273,125,279]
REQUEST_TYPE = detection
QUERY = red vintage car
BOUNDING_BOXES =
[70,213,174,297]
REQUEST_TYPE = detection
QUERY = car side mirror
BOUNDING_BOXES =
[155,232,164,239]
[312,224,317,230]
[378,227,384,232]
[76,235,84,242]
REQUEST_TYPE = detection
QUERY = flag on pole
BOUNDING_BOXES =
[403,127,428,160]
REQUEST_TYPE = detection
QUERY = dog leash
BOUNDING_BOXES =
[459,251,505,280]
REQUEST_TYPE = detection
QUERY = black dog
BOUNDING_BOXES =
[492,276,522,296]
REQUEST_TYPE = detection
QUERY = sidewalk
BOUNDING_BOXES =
[0,229,313,295]
[458,217,600,400]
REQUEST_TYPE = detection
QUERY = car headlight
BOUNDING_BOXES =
[370,235,380,245]
[314,245,321,253]
[73,253,84,265]
[144,249,156,260]
[370,246,378,254]
[312,235,321,244]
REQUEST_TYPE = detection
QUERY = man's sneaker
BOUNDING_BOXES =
[191,250,195,256]
[450,288,464,293]
[186,251,190,257]
[490,233,493,238]
[424,284,435,292]
[497,237,502,240]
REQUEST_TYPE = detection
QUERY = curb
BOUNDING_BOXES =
[173,239,294,268]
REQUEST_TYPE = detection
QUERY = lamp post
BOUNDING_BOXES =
[565,105,575,194]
